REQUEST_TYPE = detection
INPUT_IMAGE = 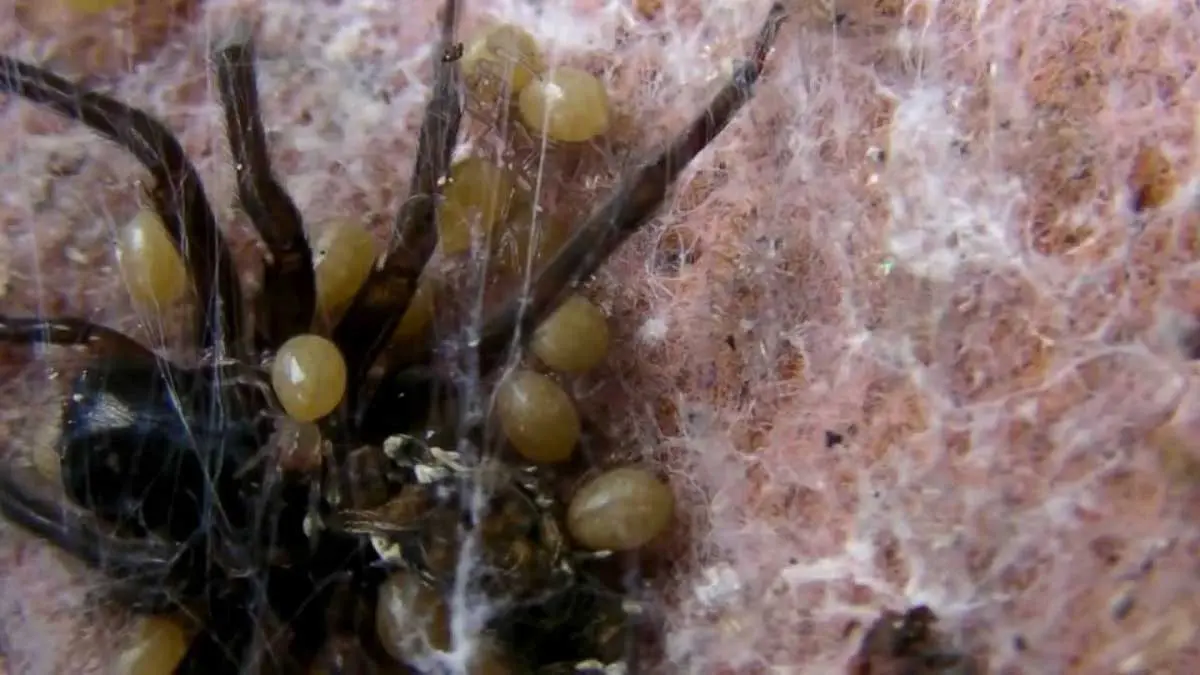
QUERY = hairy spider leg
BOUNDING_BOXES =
[0,318,379,671]
[473,2,787,369]
[360,2,789,423]
[0,315,261,532]
[0,57,247,357]
[332,0,464,411]
[0,316,211,611]
[0,463,197,612]
[0,315,156,361]
[214,26,318,353]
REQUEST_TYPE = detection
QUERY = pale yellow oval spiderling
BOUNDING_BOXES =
[518,66,611,143]
[391,272,438,344]
[462,23,546,107]
[438,157,522,256]
[567,466,675,551]
[495,369,580,463]
[271,334,348,422]
[116,208,188,311]
[531,294,610,374]
[312,219,378,322]
[112,615,189,675]
[491,201,570,276]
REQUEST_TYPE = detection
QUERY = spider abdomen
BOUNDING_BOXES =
[59,360,269,541]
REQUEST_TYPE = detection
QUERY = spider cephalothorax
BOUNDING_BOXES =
[319,437,576,600]
[0,2,785,673]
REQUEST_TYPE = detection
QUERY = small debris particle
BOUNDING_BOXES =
[654,227,699,276]
[1129,145,1176,212]
[847,605,984,675]
[1179,319,1200,359]
[825,430,845,448]
[1109,585,1135,621]
[1151,423,1200,486]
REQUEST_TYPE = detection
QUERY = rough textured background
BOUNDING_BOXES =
[1,0,1199,673]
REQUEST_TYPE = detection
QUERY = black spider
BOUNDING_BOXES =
[0,2,786,673]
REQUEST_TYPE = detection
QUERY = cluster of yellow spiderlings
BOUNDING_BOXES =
[108,21,674,675]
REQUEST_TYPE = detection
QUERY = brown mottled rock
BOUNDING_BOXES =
[14,0,201,78]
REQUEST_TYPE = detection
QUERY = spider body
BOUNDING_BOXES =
[335,442,575,602]
[0,2,787,672]
[61,357,269,541]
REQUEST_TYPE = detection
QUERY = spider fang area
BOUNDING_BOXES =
[271,333,348,422]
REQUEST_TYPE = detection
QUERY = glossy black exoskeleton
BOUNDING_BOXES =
[60,359,272,542]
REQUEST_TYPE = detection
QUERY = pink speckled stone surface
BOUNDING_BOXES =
[1,0,1199,673]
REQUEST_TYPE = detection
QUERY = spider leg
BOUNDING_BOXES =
[332,0,464,405]
[213,26,317,352]
[359,2,787,418]
[471,2,787,370]
[0,56,246,357]
[0,315,155,361]
[0,464,195,612]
